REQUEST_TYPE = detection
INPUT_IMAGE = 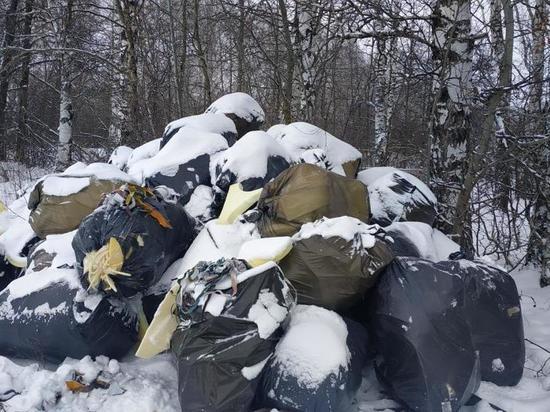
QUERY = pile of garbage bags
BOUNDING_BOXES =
[0,92,525,412]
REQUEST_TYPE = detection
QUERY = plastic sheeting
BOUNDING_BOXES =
[171,260,294,412]
[372,257,480,412]
[257,164,370,237]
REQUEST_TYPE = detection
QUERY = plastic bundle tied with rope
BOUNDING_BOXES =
[72,184,197,297]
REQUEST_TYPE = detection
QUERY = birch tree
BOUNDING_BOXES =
[429,0,474,247]
[55,0,75,171]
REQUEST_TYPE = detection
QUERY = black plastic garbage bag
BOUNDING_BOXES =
[145,153,211,206]
[0,232,138,363]
[255,305,368,412]
[358,167,438,227]
[372,257,480,412]
[171,258,295,412]
[454,259,525,386]
[72,184,196,297]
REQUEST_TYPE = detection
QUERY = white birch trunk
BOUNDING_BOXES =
[429,0,474,243]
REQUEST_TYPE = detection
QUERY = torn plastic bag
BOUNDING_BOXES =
[280,217,393,312]
[383,221,460,260]
[160,113,238,148]
[171,259,295,412]
[28,162,134,238]
[72,184,196,296]
[128,128,228,206]
[358,167,437,226]
[205,92,265,138]
[372,257,480,412]
[210,131,292,214]
[257,164,370,237]
[267,122,362,178]
[0,231,138,363]
[454,259,524,386]
[255,305,368,412]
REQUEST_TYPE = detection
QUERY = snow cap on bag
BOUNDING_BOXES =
[205,92,265,138]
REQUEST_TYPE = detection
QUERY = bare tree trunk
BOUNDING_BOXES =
[373,36,396,166]
[56,0,75,171]
[0,0,20,160]
[528,0,546,132]
[168,0,184,116]
[113,0,140,145]
[429,0,474,248]
[453,0,514,250]
[16,0,35,162]
[236,0,245,92]
[296,1,320,122]
[193,0,211,106]
[525,0,549,285]
[278,0,295,123]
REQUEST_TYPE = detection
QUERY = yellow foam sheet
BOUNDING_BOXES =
[217,183,262,225]
[135,283,180,359]
[238,236,293,267]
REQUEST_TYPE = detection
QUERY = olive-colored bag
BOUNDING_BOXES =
[257,164,370,237]
[28,177,123,238]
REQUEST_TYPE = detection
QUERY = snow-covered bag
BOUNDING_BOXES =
[0,231,138,362]
[210,131,293,212]
[28,162,135,238]
[128,128,228,206]
[205,92,265,139]
[72,184,196,297]
[160,113,238,148]
[256,305,368,412]
[456,259,525,387]
[267,122,362,177]
[279,217,394,312]
[358,167,437,226]
[171,259,295,412]
[372,257,480,412]
[383,221,460,260]
[125,138,161,171]
[108,145,133,170]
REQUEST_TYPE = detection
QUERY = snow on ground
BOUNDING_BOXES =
[0,162,50,204]
[1,266,548,411]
